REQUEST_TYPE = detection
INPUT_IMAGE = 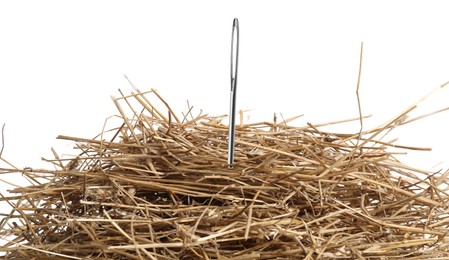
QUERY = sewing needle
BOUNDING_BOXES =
[228,18,239,165]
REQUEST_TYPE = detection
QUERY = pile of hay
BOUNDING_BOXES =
[1,88,448,259]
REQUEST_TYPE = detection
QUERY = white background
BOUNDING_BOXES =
[1,1,449,179]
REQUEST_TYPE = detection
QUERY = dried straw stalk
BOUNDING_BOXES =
[1,87,449,259]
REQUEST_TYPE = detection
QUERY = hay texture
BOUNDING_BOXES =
[1,88,449,259]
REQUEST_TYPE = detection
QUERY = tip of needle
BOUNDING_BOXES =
[233,18,239,27]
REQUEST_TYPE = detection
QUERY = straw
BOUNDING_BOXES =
[0,88,448,259]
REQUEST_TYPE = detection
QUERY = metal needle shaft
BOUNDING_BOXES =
[228,18,239,165]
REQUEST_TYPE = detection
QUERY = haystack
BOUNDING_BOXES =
[0,87,448,259]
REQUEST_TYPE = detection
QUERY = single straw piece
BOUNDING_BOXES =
[228,18,239,165]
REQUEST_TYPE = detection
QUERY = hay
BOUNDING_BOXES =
[1,87,449,259]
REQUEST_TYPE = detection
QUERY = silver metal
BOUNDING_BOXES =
[228,18,239,165]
